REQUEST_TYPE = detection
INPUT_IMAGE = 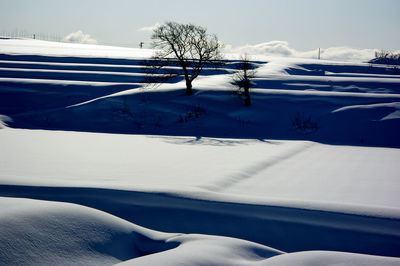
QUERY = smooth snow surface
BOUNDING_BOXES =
[1,39,400,265]
[1,128,399,212]
[258,251,400,266]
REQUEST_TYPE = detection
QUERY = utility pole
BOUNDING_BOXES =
[318,48,321,60]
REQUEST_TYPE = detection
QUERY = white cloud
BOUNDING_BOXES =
[137,23,161,32]
[63,31,97,44]
[224,41,385,62]
[225,41,297,57]
[320,47,376,62]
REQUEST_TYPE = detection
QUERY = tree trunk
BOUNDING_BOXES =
[244,86,251,106]
[182,67,193,96]
[185,79,193,95]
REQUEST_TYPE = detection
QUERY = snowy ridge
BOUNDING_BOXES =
[0,197,283,266]
[1,185,400,259]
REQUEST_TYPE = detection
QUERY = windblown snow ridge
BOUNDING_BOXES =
[1,184,399,258]
[0,196,283,266]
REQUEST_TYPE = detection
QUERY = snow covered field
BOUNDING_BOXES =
[1,39,400,265]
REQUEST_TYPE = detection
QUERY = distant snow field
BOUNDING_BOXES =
[1,39,400,265]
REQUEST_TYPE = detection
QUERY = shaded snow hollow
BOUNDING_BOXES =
[1,39,400,265]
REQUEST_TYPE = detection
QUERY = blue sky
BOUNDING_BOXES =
[1,0,399,52]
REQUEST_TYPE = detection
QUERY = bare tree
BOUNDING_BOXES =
[149,22,222,95]
[231,55,257,106]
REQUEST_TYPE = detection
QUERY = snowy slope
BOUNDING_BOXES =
[1,40,399,147]
[1,39,400,265]
[0,38,154,58]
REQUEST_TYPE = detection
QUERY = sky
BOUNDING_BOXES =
[1,0,399,60]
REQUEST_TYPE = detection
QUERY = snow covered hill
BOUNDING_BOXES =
[1,38,400,147]
[1,39,400,265]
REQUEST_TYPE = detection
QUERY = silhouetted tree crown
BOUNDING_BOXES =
[151,22,222,95]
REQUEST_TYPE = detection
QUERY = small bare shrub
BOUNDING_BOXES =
[292,112,318,133]
[178,105,207,123]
